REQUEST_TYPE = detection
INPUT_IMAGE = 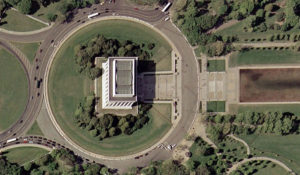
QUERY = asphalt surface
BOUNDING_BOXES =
[0,0,199,172]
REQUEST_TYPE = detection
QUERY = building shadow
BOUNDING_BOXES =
[137,60,156,103]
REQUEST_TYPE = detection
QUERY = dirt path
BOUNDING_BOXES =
[228,134,250,155]
[208,20,239,34]
[234,42,297,48]
[227,156,295,175]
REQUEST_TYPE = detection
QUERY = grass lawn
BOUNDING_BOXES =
[3,147,49,165]
[229,104,300,116]
[11,42,40,63]
[26,121,44,136]
[48,19,172,156]
[240,134,300,174]
[207,60,225,72]
[0,48,28,132]
[253,164,289,175]
[207,101,225,112]
[229,50,300,67]
[0,9,47,32]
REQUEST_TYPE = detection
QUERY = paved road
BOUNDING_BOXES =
[0,0,199,172]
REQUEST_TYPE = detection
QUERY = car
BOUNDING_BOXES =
[19,120,23,123]
[51,40,54,43]
[37,93,40,97]
[39,49,43,53]
[36,66,39,70]
[134,8,139,10]
[77,20,81,22]
[164,17,170,21]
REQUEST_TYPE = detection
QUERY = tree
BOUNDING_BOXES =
[274,120,283,135]
[47,13,57,22]
[89,129,98,137]
[88,67,102,80]
[100,167,111,175]
[5,0,20,6]
[147,43,155,50]
[108,127,116,137]
[0,0,6,17]
[117,47,126,56]
[195,165,210,175]
[277,11,285,22]
[23,162,32,171]
[18,0,32,14]
[264,4,274,12]
[282,118,293,134]
[256,9,265,19]
[214,114,224,123]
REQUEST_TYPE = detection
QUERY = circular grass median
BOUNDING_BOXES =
[0,48,28,132]
[48,19,172,156]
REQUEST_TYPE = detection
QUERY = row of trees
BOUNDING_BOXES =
[125,159,189,175]
[74,34,153,79]
[74,95,152,140]
[205,111,300,142]
[0,149,111,175]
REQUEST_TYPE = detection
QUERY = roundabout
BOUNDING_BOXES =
[46,17,174,158]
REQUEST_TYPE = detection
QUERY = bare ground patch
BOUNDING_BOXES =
[240,68,300,102]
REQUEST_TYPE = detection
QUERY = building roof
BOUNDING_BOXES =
[108,57,138,102]
[115,60,133,94]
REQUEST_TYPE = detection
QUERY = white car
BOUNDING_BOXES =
[164,17,170,21]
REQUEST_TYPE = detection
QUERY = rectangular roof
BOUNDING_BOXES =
[108,57,138,102]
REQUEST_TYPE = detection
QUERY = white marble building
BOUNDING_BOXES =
[102,57,138,109]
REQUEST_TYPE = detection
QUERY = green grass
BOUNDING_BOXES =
[240,134,300,174]
[32,1,63,22]
[4,147,49,165]
[229,50,300,67]
[229,104,300,116]
[253,164,289,175]
[26,121,44,136]
[48,19,172,156]
[0,48,28,132]
[207,60,225,72]
[11,42,40,63]
[207,101,225,112]
[0,9,47,32]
